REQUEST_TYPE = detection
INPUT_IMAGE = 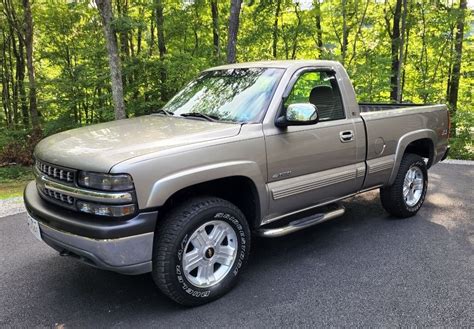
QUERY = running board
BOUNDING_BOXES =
[257,205,345,238]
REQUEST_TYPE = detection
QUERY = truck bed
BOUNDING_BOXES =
[359,103,425,112]
[358,103,449,189]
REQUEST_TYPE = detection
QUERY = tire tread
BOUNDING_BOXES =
[152,197,248,306]
[380,153,427,218]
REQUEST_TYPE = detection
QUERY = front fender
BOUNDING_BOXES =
[144,160,268,211]
[388,129,436,185]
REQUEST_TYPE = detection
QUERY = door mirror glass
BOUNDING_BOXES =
[276,103,319,127]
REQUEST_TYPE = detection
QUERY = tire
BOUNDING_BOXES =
[152,197,251,306]
[380,153,428,218]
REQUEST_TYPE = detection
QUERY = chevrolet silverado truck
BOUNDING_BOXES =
[24,60,450,306]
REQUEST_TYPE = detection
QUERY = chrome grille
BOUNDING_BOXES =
[36,160,75,183]
[43,187,75,205]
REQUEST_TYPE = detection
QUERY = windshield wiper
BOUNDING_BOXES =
[153,109,173,116]
[180,112,219,122]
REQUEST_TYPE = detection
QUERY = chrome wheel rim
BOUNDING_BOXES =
[403,166,424,207]
[183,220,237,288]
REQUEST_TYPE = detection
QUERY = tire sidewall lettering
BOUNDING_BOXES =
[174,209,247,299]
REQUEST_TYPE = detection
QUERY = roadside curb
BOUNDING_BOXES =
[0,197,25,218]
[441,159,474,165]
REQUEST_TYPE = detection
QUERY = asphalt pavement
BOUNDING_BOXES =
[0,163,473,327]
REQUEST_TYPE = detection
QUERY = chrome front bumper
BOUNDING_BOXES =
[38,220,154,275]
[24,181,157,275]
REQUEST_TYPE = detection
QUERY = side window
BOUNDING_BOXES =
[284,71,345,122]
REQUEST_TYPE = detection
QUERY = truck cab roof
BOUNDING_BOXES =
[205,60,343,71]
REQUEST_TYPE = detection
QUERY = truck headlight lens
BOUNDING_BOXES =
[78,172,134,191]
[77,201,136,217]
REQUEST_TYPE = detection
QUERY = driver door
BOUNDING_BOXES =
[264,69,364,219]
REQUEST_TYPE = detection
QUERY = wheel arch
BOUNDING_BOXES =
[388,129,436,185]
[145,161,267,229]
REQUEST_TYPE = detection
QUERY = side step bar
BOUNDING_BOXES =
[257,204,345,238]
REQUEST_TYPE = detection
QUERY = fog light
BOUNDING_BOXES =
[77,201,136,217]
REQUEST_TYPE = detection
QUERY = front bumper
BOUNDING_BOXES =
[24,181,157,275]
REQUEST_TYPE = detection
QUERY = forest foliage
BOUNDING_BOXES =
[1,0,473,163]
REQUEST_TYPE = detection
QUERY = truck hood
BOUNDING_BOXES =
[34,115,241,172]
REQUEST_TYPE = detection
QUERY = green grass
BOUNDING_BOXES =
[0,166,34,199]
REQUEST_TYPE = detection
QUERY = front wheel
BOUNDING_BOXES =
[152,197,251,306]
[380,153,428,218]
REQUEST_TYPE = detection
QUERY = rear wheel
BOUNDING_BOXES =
[152,197,251,306]
[380,153,428,218]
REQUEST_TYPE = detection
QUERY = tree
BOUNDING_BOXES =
[2,0,29,127]
[210,0,220,59]
[95,0,126,120]
[22,0,39,128]
[1,0,473,161]
[447,0,467,136]
[396,0,407,102]
[154,0,166,59]
[291,2,302,59]
[341,0,348,64]
[226,0,242,63]
[387,0,402,103]
[314,0,323,57]
[272,0,281,58]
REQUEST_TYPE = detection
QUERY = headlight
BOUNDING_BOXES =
[77,201,136,217]
[78,172,134,191]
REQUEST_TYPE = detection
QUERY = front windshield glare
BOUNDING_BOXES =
[162,68,284,123]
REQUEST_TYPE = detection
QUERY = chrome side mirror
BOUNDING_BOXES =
[275,103,319,128]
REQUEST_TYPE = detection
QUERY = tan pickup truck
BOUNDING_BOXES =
[24,60,450,306]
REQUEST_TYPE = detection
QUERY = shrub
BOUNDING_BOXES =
[0,128,43,166]
[449,110,474,160]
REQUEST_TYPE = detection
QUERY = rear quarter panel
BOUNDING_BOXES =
[361,105,449,188]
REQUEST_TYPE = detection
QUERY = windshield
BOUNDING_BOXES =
[161,68,284,123]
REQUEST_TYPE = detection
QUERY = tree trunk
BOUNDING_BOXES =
[154,0,167,100]
[341,0,348,64]
[447,0,467,137]
[155,0,166,59]
[211,0,220,59]
[16,29,28,127]
[137,7,144,55]
[400,17,410,102]
[389,0,402,102]
[396,0,407,102]
[2,32,13,128]
[22,0,40,129]
[116,0,130,59]
[192,4,200,55]
[315,0,323,57]
[9,28,19,127]
[4,1,29,127]
[149,12,155,56]
[291,3,301,60]
[347,0,369,66]
[446,22,455,100]
[419,4,428,103]
[226,0,243,64]
[95,0,127,120]
[272,0,281,59]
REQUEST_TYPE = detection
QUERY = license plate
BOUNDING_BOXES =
[27,213,42,241]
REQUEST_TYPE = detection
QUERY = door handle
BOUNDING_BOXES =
[339,130,354,143]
